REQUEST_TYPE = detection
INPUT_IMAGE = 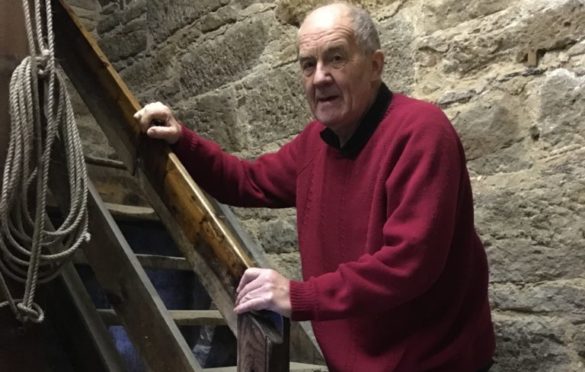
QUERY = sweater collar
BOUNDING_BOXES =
[319,83,392,158]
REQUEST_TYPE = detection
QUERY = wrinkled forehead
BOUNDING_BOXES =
[297,12,355,55]
[298,24,355,51]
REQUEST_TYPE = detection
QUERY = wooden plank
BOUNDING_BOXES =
[74,252,192,271]
[104,202,158,222]
[98,309,226,327]
[85,155,127,170]
[133,254,191,271]
[238,312,290,372]
[204,362,328,372]
[48,202,157,223]
[57,262,127,371]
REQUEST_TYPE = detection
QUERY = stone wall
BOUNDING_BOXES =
[67,0,585,370]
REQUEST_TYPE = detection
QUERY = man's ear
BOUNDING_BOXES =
[370,50,385,81]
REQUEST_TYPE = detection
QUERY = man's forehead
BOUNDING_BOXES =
[299,4,352,34]
[298,26,353,55]
[298,14,355,53]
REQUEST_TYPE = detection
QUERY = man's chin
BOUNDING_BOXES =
[316,116,339,127]
[315,111,342,126]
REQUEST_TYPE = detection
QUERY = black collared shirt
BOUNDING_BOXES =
[320,83,393,158]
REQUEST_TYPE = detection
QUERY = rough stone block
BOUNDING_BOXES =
[535,68,585,148]
[451,92,524,162]
[476,151,585,283]
[492,313,580,372]
[255,216,298,254]
[267,252,302,281]
[515,0,585,65]
[117,42,182,101]
[417,0,513,33]
[197,5,238,33]
[232,64,310,149]
[175,88,242,152]
[380,14,415,93]
[147,0,225,43]
[99,18,147,62]
[178,15,269,97]
[491,280,585,315]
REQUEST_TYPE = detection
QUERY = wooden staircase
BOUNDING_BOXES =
[41,0,327,371]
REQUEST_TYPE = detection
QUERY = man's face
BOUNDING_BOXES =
[298,10,381,139]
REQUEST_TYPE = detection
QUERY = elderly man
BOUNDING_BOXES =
[135,2,495,371]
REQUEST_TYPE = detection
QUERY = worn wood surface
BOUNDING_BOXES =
[238,313,290,372]
[74,251,191,271]
[48,263,126,372]
[98,309,226,327]
[205,362,327,372]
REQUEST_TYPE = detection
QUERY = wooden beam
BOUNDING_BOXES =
[238,313,290,372]
[204,362,327,372]
[104,202,158,222]
[74,251,192,271]
[98,309,226,327]
[52,262,127,372]
[85,155,127,170]
[133,254,191,271]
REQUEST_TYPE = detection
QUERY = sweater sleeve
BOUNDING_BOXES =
[290,109,466,321]
[172,125,298,208]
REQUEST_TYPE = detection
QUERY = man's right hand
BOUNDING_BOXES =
[134,102,182,145]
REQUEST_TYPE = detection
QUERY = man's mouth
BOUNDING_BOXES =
[317,95,339,103]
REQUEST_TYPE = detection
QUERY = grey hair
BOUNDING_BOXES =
[346,4,381,54]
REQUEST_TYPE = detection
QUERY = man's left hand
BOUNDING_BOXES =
[234,268,291,317]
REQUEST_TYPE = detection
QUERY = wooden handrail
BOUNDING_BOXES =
[238,313,290,372]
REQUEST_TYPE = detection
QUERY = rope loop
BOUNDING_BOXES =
[34,49,51,78]
[16,301,45,323]
[0,0,90,323]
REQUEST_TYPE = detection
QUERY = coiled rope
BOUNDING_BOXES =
[0,0,90,323]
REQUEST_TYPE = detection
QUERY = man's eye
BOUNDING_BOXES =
[331,54,346,67]
[301,62,315,75]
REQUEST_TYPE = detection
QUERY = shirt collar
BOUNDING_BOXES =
[319,83,393,158]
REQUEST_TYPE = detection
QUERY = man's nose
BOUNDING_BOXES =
[313,61,332,86]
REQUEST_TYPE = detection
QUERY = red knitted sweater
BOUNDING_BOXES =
[172,91,495,371]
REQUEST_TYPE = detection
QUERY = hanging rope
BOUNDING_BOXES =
[0,0,90,323]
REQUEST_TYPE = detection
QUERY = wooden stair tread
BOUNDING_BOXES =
[202,362,328,372]
[75,252,192,271]
[98,309,226,326]
[104,202,158,222]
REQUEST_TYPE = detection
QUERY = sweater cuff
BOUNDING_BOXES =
[171,124,200,157]
[289,280,318,321]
